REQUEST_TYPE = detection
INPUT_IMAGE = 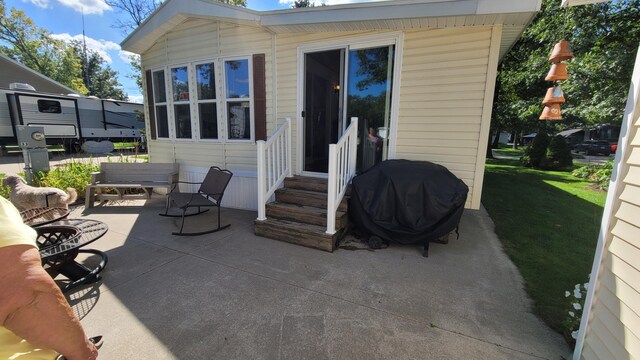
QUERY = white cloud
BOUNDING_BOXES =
[118,50,140,64]
[128,94,144,103]
[22,0,50,8]
[51,33,120,63]
[55,0,111,15]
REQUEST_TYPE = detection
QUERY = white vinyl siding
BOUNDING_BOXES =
[578,49,640,359]
[395,26,497,209]
[141,19,273,171]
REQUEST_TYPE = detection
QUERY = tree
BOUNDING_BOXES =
[0,0,87,93]
[0,1,126,98]
[492,0,640,146]
[106,0,247,34]
[70,42,127,100]
[293,0,315,7]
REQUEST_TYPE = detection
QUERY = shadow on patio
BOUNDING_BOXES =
[64,197,569,359]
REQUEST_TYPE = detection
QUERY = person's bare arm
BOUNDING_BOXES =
[0,245,98,360]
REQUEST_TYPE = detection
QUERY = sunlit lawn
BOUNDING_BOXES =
[482,158,605,337]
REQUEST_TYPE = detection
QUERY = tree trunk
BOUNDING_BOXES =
[486,130,494,159]
[491,128,501,148]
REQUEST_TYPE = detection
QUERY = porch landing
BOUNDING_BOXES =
[67,198,569,359]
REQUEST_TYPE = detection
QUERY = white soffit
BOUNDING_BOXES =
[561,0,610,7]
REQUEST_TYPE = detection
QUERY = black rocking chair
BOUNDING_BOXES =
[160,166,233,236]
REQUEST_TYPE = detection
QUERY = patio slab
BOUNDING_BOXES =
[65,198,569,359]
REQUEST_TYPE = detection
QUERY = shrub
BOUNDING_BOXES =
[543,135,573,170]
[0,174,10,199]
[572,160,613,190]
[521,132,550,168]
[37,161,100,199]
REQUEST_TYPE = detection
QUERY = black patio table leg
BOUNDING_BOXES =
[57,250,108,292]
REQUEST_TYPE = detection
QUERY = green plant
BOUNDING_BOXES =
[38,161,100,199]
[543,135,573,170]
[521,132,550,168]
[572,160,613,190]
[0,174,10,199]
[562,278,589,345]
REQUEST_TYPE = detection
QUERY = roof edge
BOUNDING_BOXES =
[0,54,78,94]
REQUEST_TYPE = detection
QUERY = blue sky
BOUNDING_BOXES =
[6,0,376,102]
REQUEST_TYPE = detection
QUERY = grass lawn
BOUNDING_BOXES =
[492,145,525,157]
[482,158,605,337]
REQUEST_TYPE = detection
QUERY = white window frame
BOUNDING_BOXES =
[151,68,170,140]
[222,56,254,143]
[192,60,221,143]
[168,63,194,141]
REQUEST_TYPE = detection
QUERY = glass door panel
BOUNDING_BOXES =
[303,49,344,173]
[345,45,394,173]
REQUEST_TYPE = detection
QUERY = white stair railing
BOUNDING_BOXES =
[326,117,358,234]
[257,117,292,221]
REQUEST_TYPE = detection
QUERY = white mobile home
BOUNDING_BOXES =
[122,0,540,214]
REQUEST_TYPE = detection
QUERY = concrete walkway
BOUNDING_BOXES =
[59,197,570,360]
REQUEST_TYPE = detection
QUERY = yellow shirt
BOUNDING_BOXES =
[0,197,58,360]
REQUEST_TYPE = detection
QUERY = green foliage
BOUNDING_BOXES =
[521,132,550,168]
[482,158,605,336]
[36,161,100,199]
[0,173,10,199]
[0,1,125,98]
[572,160,613,190]
[492,0,640,138]
[543,135,573,170]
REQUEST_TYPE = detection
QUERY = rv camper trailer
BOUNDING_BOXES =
[0,83,144,150]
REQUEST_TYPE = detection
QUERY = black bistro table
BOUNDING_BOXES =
[21,209,109,292]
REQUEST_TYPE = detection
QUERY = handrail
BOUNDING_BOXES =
[326,117,358,234]
[257,117,292,221]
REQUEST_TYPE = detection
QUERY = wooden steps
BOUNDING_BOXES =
[254,176,349,252]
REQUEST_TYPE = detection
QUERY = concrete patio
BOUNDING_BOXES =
[60,197,569,360]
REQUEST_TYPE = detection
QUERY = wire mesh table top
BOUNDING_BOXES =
[20,207,71,227]
[37,219,109,260]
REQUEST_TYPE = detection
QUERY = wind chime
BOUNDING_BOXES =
[540,39,573,120]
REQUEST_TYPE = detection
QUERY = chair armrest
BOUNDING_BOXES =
[168,180,202,193]
[89,172,102,185]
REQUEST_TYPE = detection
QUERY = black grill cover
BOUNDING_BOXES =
[349,160,469,246]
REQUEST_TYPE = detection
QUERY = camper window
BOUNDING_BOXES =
[37,100,62,114]
[171,66,192,139]
[152,69,169,138]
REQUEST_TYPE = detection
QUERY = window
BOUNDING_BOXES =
[151,57,254,142]
[171,66,191,139]
[152,70,169,138]
[37,100,61,113]
[224,59,252,140]
[195,62,218,140]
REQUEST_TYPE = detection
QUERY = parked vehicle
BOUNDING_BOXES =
[1,83,144,150]
[577,140,611,156]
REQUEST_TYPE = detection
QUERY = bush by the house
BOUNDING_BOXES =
[521,132,550,168]
[572,160,613,190]
[36,161,100,199]
[542,135,573,170]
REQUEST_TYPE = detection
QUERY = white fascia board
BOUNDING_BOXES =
[121,0,260,53]
[260,0,540,26]
[561,0,610,7]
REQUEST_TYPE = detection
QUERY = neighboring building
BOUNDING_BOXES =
[121,0,541,211]
[0,54,77,94]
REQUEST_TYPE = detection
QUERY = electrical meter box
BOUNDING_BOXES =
[16,125,47,149]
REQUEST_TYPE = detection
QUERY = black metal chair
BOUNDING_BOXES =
[160,166,233,236]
